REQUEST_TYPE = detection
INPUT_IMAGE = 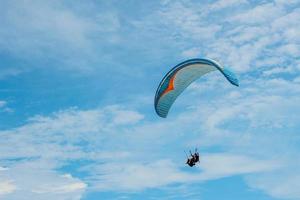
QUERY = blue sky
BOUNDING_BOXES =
[0,0,300,199]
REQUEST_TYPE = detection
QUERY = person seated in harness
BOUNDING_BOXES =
[194,149,200,163]
[185,149,200,167]
[186,157,195,167]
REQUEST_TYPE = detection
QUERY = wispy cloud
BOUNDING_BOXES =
[246,172,300,200]
[85,154,278,192]
[157,1,300,74]
[0,180,16,196]
[263,66,294,76]
[0,68,23,80]
[0,0,121,73]
[0,101,7,108]
[0,106,145,199]
[0,100,13,113]
[0,164,86,200]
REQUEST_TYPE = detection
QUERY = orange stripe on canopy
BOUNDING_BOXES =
[161,73,176,96]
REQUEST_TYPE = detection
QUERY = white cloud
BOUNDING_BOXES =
[274,0,300,6]
[87,159,188,191]
[85,153,278,192]
[0,0,121,73]
[0,162,86,200]
[0,106,145,162]
[0,105,145,199]
[278,44,300,57]
[246,168,300,200]
[106,106,144,125]
[263,66,294,76]
[0,167,9,171]
[0,68,23,79]
[164,1,300,75]
[0,181,16,196]
[198,154,280,179]
[229,26,269,44]
[1,1,91,52]
[32,177,86,194]
[0,100,7,108]
[209,0,248,11]
[181,47,201,58]
[157,1,222,41]
[271,8,300,40]
[294,76,300,83]
[195,78,300,133]
[0,100,13,113]
[230,3,285,25]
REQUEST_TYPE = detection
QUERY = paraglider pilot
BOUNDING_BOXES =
[186,149,200,167]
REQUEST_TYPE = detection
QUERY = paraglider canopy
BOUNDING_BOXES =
[154,58,239,118]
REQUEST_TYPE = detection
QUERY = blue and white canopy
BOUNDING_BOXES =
[154,58,239,118]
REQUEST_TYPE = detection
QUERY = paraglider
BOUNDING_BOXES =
[154,58,239,118]
[154,58,239,167]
